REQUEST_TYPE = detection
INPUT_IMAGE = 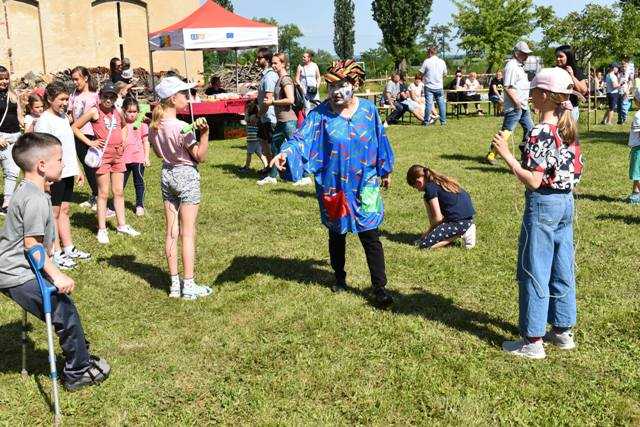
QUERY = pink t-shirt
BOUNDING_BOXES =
[91,107,123,149]
[122,123,148,164]
[69,90,99,136]
[149,118,196,167]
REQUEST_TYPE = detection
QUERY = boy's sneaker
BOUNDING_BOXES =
[135,206,145,216]
[79,199,92,209]
[97,228,109,245]
[63,355,110,392]
[628,192,640,204]
[461,224,477,249]
[0,206,7,216]
[182,282,213,300]
[64,246,91,260]
[502,339,546,359]
[543,329,576,350]
[292,176,313,186]
[257,176,277,186]
[485,151,497,165]
[53,252,76,270]
[117,224,141,237]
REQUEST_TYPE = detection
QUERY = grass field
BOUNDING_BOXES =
[0,114,639,425]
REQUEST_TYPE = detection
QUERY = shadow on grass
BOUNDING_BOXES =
[576,193,624,203]
[596,213,640,224]
[70,211,98,233]
[270,188,315,199]
[214,163,263,180]
[439,153,488,163]
[465,166,511,175]
[215,255,517,346]
[581,130,628,145]
[380,229,420,245]
[0,320,50,376]
[98,255,169,294]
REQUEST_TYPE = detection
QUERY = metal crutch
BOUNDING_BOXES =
[25,244,62,425]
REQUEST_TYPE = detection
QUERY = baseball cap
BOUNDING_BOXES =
[155,76,196,100]
[530,67,573,94]
[99,82,118,95]
[514,41,532,54]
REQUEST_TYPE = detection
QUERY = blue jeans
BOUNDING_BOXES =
[502,108,534,143]
[517,190,576,338]
[424,88,446,126]
[270,120,297,179]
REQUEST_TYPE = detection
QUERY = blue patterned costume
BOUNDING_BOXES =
[281,98,394,234]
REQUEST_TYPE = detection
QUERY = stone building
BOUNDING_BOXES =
[0,0,203,77]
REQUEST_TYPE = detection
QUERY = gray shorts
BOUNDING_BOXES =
[161,164,201,208]
[247,139,262,155]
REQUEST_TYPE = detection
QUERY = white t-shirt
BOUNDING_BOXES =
[464,78,481,96]
[629,111,640,148]
[298,63,319,88]
[419,56,447,90]
[34,110,79,179]
[605,72,619,94]
[408,82,424,102]
[24,114,37,132]
[503,58,530,111]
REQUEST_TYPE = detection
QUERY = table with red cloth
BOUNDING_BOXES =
[177,97,254,116]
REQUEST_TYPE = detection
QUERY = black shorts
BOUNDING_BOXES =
[607,93,619,110]
[50,176,75,206]
[257,121,276,142]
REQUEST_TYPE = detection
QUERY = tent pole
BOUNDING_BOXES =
[145,4,155,98]
[183,45,195,125]
[587,59,591,133]
[235,48,239,93]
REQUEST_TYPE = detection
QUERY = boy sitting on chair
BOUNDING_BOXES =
[0,133,110,391]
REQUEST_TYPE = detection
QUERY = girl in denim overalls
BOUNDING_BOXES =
[492,67,584,359]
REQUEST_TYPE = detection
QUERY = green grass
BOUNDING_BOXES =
[1,116,639,425]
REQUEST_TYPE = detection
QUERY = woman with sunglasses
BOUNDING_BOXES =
[271,60,395,308]
[73,82,140,244]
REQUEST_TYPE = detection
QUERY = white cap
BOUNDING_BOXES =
[155,76,196,100]
[514,41,532,54]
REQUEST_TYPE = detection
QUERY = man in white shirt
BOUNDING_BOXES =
[419,46,448,126]
[486,41,534,164]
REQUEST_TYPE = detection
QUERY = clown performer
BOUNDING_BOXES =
[270,60,395,308]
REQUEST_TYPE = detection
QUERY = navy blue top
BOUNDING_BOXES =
[424,181,475,222]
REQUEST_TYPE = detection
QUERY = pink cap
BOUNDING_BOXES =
[32,87,45,99]
[530,67,574,94]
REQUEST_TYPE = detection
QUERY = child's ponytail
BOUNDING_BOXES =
[150,100,169,130]
[406,164,461,193]
[551,92,578,144]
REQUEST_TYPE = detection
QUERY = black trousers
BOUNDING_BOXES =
[123,163,146,208]
[386,101,409,124]
[2,279,90,381]
[75,137,98,198]
[328,228,387,289]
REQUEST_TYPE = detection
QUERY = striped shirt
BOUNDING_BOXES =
[247,125,259,143]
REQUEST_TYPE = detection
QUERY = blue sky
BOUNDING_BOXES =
[202,0,615,55]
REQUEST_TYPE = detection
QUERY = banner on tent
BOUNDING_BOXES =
[150,27,277,51]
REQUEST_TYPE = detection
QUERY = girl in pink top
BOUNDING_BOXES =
[121,98,150,216]
[69,66,100,208]
[72,82,140,244]
[149,76,210,300]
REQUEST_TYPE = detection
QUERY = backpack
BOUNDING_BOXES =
[292,82,306,113]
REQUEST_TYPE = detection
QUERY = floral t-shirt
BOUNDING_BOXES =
[522,123,583,191]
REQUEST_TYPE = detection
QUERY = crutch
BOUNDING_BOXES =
[25,244,62,425]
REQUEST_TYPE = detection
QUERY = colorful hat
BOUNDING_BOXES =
[324,60,365,86]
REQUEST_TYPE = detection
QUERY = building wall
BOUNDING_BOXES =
[0,0,203,78]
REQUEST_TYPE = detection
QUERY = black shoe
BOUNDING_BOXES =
[0,206,7,216]
[63,355,110,392]
[371,288,394,308]
[331,282,347,293]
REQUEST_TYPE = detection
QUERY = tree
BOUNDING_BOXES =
[333,0,356,59]
[452,0,553,73]
[360,42,394,78]
[371,0,433,75]
[214,0,234,11]
[420,24,452,60]
[541,4,620,69]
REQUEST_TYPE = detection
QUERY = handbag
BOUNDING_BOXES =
[84,113,114,168]
[306,85,317,96]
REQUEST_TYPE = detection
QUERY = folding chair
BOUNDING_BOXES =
[24,244,62,425]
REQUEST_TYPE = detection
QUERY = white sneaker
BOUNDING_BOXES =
[64,246,91,260]
[292,176,313,186]
[256,176,277,186]
[502,339,546,360]
[106,208,116,218]
[543,329,576,350]
[79,200,92,209]
[135,206,145,216]
[182,282,213,300]
[169,283,181,298]
[97,228,109,244]
[117,224,141,237]
[461,223,476,249]
[53,252,76,270]
[383,121,389,128]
